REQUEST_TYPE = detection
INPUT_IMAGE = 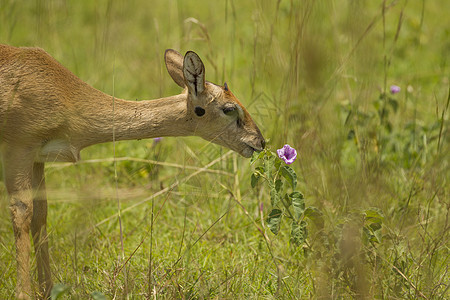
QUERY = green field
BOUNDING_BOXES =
[0,0,448,299]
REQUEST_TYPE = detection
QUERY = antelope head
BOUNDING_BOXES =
[164,49,265,157]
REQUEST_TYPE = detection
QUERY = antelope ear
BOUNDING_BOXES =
[183,51,206,96]
[165,49,185,88]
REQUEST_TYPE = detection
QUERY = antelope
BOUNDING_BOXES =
[0,44,265,299]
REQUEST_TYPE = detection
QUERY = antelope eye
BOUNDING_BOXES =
[223,106,236,115]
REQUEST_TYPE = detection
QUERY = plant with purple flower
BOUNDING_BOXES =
[250,147,323,247]
[390,85,401,94]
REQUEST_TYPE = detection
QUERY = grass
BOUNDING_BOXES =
[1,0,449,298]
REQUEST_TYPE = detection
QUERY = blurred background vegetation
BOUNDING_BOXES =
[0,0,448,298]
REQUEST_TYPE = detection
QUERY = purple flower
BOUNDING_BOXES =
[390,85,401,94]
[277,144,297,165]
[153,137,162,145]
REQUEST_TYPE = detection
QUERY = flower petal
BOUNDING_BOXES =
[277,148,284,158]
[277,144,297,164]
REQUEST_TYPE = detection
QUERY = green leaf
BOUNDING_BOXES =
[274,155,282,170]
[270,185,280,207]
[91,291,108,300]
[363,226,382,244]
[264,155,276,179]
[251,172,260,188]
[304,207,324,228]
[250,150,265,165]
[275,179,283,192]
[290,220,307,246]
[51,283,70,300]
[363,208,384,243]
[290,192,305,220]
[364,208,384,225]
[364,208,384,220]
[280,165,297,189]
[362,226,372,244]
[369,222,382,231]
[374,228,383,243]
[267,209,283,235]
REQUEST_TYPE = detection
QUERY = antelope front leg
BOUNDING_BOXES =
[3,148,35,299]
[31,162,52,298]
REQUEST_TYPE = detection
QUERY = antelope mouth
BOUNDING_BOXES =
[213,136,264,158]
[241,143,263,158]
